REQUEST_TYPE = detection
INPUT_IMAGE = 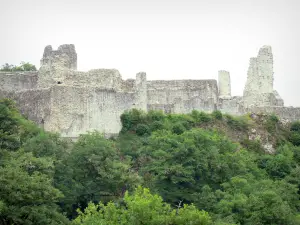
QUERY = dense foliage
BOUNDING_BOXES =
[0,62,37,72]
[2,101,300,224]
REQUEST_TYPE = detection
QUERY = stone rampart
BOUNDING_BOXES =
[1,44,299,137]
[0,71,38,92]
[147,80,218,107]
[45,85,135,137]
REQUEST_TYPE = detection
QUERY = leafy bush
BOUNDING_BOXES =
[291,121,300,132]
[150,120,165,131]
[289,132,300,146]
[190,110,212,123]
[289,121,300,146]
[74,186,212,225]
[241,139,264,153]
[0,62,37,71]
[225,114,249,131]
[264,114,279,133]
[172,122,187,134]
[136,124,150,136]
[212,110,223,120]
[120,109,147,132]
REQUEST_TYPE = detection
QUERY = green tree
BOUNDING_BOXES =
[56,132,141,218]
[73,186,212,225]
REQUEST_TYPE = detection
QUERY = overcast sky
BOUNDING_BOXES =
[1,0,299,106]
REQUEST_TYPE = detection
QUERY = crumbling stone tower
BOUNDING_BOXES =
[218,70,231,98]
[243,46,283,107]
[38,44,77,88]
[135,72,148,111]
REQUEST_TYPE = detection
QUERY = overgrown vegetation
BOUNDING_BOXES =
[1,100,300,224]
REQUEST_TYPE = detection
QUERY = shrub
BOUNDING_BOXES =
[120,109,146,132]
[264,114,279,133]
[291,121,300,132]
[136,124,151,136]
[147,110,165,122]
[289,132,300,146]
[172,122,186,135]
[212,110,223,120]
[150,121,165,131]
[190,110,212,123]
[241,139,264,153]
[225,114,249,131]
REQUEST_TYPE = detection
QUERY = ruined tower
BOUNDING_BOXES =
[135,72,147,111]
[243,45,283,107]
[38,44,77,88]
[218,70,231,98]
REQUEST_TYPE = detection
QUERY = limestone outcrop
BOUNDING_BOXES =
[0,44,299,137]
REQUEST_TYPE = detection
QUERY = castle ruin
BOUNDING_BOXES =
[1,44,300,137]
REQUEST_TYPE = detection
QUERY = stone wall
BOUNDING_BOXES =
[147,80,218,113]
[246,106,300,121]
[63,69,124,90]
[243,46,283,107]
[218,96,243,115]
[38,44,77,88]
[0,71,38,92]
[218,70,231,98]
[135,72,147,111]
[1,43,299,137]
[0,88,50,127]
[45,85,135,137]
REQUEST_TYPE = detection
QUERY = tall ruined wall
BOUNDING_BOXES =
[135,72,147,111]
[45,85,135,137]
[243,46,283,107]
[1,43,299,137]
[0,71,38,92]
[218,70,231,98]
[147,80,218,113]
[0,88,51,127]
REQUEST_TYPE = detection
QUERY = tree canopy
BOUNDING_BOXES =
[2,101,300,224]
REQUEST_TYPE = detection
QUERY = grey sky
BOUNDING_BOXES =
[1,0,299,106]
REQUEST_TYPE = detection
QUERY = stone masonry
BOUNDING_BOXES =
[0,44,299,137]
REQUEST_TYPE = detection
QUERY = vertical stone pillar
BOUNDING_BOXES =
[257,45,273,93]
[135,72,147,111]
[218,70,231,98]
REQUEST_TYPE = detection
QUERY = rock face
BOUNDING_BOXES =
[0,44,299,137]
